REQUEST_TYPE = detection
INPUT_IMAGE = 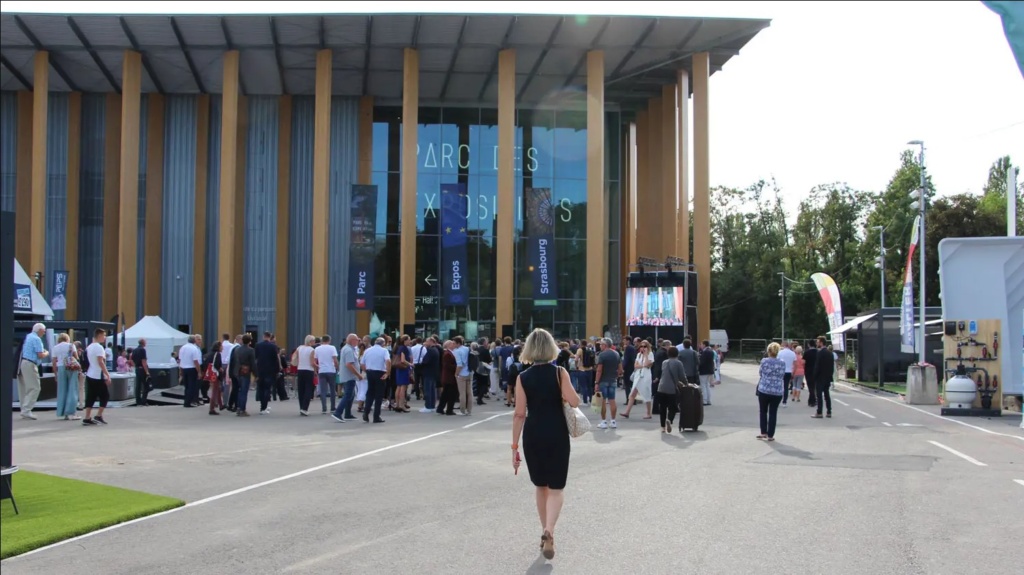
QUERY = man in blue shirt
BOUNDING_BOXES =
[452,336,472,415]
[18,323,49,420]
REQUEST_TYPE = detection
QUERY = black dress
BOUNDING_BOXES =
[521,363,571,490]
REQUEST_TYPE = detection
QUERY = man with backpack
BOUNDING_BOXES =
[576,340,597,406]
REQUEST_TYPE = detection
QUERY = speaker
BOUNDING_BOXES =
[178,324,191,335]
[403,324,417,338]
[501,324,513,340]
[944,321,957,336]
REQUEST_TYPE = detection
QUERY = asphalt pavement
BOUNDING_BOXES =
[3,362,1022,575]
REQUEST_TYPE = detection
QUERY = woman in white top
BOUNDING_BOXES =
[488,342,501,398]
[621,340,654,419]
[292,335,317,416]
[51,333,81,420]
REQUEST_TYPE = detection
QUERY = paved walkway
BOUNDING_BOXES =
[3,363,1022,574]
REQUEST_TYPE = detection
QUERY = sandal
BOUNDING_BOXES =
[620,413,630,419]
[541,531,555,560]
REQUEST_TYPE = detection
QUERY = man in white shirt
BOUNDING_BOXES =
[178,336,203,408]
[313,334,340,414]
[82,328,112,425]
[360,338,391,424]
[778,341,798,407]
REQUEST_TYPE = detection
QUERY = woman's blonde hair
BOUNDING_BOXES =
[520,328,559,364]
[57,333,70,343]
[304,335,315,346]
[766,342,781,357]
[795,346,803,355]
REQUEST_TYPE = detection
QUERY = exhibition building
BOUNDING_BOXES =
[0,11,769,347]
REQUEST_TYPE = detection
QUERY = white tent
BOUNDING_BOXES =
[119,315,190,364]
[13,259,54,319]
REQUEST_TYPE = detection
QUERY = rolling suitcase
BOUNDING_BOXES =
[675,381,704,431]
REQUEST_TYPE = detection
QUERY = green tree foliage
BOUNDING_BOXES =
[709,153,1017,342]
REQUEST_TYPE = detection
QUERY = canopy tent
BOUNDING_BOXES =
[118,315,190,364]
[13,259,53,319]
[829,313,877,335]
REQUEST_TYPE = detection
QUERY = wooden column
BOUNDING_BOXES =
[192,95,210,333]
[102,93,122,320]
[65,92,81,320]
[311,49,332,336]
[144,94,165,316]
[28,53,49,282]
[399,48,419,330]
[677,70,690,262]
[693,52,711,343]
[626,122,636,273]
[118,50,142,325]
[217,50,240,336]
[661,83,677,260]
[496,49,515,333]
[233,95,249,332]
[585,50,606,338]
[355,95,373,337]
[276,95,293,345]
[646,97,663,261]
[15,91,32,268]
[634,110,649,261]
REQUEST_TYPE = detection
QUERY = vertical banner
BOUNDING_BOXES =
[810,272,846,352]
[525,187,558,307]
[347,184,378,310]
[440,182,468,306]
[50,269,69,311]
[13,283,32,312]
[899,215,921,353]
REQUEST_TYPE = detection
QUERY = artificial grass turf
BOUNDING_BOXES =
[0,470,184,560]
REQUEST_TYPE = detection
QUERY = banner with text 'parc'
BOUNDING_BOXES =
[347,184,378,310]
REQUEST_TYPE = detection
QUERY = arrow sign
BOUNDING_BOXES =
[425,274,437,287]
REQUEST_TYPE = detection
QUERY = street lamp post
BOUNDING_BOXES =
[778,272,785,342]
[873,225,885,387]
[913,139,929,362]
[873,226,885,308]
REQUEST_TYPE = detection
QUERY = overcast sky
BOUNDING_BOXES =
[4,0,1022,213]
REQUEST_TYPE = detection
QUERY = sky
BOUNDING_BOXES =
[3,0,1022,215]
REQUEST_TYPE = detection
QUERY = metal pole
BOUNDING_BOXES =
[918,144,926,365]
[779,272,785,342]
[1009,166,1018,237]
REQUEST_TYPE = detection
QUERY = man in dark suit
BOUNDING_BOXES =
[811,336,834,418]
[621,337,637,396]
[803,342,818,409]
[254,332,280,414]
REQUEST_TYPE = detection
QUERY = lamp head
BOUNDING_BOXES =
[907,140,923,146]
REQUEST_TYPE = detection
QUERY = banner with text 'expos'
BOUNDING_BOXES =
[347,184,378,310]
[441,183,468,306]
[525,187,558,307]
[811,272,845,352]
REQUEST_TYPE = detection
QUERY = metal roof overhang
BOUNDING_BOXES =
[0,12,769,112]
[830,313,878,335]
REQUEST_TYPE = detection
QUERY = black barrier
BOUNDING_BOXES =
[2,211,15,499]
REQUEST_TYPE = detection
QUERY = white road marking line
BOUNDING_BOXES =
[1014,480,1024,488]
[462,412,512,429]
[853,408,876,419]
[13,412,513,559]
[836,382,1024,442]
[834,399,850,407]
[928,440,988,467]
[882,422,893,427]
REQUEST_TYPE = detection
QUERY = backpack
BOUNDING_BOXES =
[582,347,596,368]
[468,351,480,374]
[80,346,90,373]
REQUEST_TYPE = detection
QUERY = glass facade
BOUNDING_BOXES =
[369,105,621,340]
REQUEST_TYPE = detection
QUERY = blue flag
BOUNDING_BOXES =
[440,183,468,306]
[348,185,378,310]
[525,187,558,307]
[984,1,1024,79]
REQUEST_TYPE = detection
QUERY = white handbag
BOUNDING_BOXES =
[563,401,591,438]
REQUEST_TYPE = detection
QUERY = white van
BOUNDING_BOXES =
[709,330,729,353]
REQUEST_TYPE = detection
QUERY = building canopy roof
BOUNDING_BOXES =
[0,12,769,110]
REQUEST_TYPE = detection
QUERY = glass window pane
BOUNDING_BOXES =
[553,110,587,180]
[522,109,554,179]
[372,122,390,173]
[373,234,399,299]
[417,107,442,174]
[470,175,497,236]
[371,171,390,235]
[369,297,398,339]
[416,172,440,233]
[555,238,586,301]
[605,111,621,182]
[554,180,586,240]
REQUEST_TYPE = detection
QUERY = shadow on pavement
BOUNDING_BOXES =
[525,555,553,574]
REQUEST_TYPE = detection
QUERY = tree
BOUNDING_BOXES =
[978,155,1023,231]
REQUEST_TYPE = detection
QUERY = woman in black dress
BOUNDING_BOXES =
[511,328,580,561]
